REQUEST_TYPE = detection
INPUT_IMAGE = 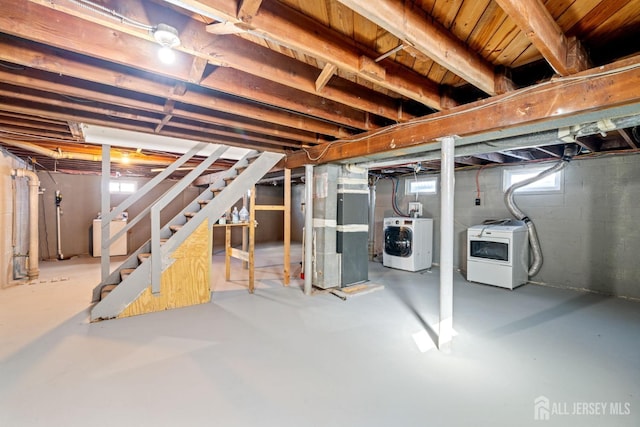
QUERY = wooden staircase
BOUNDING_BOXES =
[90,150,283,321]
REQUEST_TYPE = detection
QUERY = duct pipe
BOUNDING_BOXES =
[1,139,185,166]
[304,165,314,295]
[11,169,40,279]
[368,177,376,261]
[438,136,455,352]
[504,144,579,277]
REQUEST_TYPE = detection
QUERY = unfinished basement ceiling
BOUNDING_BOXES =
[1,0,640,177]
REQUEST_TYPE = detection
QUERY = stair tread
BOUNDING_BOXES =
[137,253,151,262]
[169,224,183,231]
[198,199,211,204]
[120,268,136,274]
[184,212,196,218]
[100,284,118,300]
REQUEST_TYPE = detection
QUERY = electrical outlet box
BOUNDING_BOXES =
[408,202,423,217]
[475,198,481,206]
[474,192,484,206]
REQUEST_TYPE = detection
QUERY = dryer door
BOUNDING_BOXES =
[384,226,413,257]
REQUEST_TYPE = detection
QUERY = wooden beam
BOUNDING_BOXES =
[315,63,338,93]
[0,70,311,148]
[24,0,416,122]
[206,21,246,34]
[494,0,589,75]
[171,0,444,109]
[238,0,263,23]
[253,205,285,211]
[284,55,640,168]
[335,0,502,95]
[0,35,348,140]
[283,168,291,286]
[202,34,415,122]
[202,67,377,130]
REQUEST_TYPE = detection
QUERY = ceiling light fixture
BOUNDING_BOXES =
[152,23,181,65]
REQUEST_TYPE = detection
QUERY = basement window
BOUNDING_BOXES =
[406,176,438,195]
[109,181,137,194]
[502,166,562,193]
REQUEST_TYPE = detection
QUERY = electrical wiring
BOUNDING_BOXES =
[475,165,486,199]
[389,176,408,217]
[67,0,155,31]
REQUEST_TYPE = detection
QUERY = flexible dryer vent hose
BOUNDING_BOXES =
[504,144,579,277]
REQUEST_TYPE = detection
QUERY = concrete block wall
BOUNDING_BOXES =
[36,172,286,259]
[374,153,640,299]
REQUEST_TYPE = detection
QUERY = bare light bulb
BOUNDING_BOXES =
[158,45,176,64]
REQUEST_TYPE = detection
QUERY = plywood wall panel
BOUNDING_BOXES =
[118,220,211,319]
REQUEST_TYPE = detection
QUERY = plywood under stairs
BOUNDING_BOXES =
[90,150,283,321]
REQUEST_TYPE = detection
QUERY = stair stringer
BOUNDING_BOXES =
[162,151,284,264]
[89,151,283,321]
[89,150,255,302]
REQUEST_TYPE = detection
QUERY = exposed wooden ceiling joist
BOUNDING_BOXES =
[494,0,589,75]
[0,35,347,141]
[25,0,422,123]
[163,0,445,109]
[334,0,510,95]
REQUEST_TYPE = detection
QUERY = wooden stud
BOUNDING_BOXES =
[283,168,291,286]
[249,186,256,293]
[225,224,231,280]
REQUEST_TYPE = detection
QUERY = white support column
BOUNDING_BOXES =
[438,136,455,351]
[100,144,111,283]
[368,178,376,261]
[304,165,314,295]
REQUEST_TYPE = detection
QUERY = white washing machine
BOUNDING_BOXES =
[383,217,433,272]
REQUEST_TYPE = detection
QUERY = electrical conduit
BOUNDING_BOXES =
[504,144,579,277]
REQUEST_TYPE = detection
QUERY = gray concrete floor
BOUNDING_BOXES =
[1,243,638,427]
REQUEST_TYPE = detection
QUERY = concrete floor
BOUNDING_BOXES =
[1,243,638,427]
